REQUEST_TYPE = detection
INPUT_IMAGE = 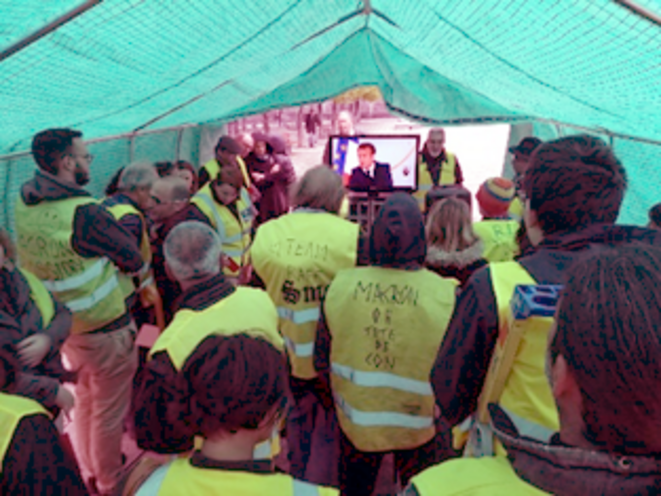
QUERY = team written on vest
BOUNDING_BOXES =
[128,221,337,495]
[15,128,143,494]
[316,193,458,496]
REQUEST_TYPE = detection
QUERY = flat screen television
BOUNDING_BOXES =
[329,134,420,192]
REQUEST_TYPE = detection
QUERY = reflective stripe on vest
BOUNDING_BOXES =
[65,273,120,312]
[293,479,321,496]
[136,462,170,496]
[195,191,250,260]
[277,306,320,325]
[284,336,314,358]
[41,258,110,293]
[331,363,433,396]
[196,192,227,240]
[335,395,434,429]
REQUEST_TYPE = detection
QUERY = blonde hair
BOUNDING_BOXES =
[291,166,345,214]
[426,197,478,252]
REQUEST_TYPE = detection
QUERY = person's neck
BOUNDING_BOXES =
[179,272,219,292]
[200,435,258,462]
[54,170,78,187]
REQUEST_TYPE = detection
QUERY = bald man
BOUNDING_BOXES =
[149,176,210,322]
[415,128,464,210]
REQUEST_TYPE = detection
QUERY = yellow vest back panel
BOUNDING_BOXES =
[149,287,282,371]
[412,456,548,495]
[144,458,338,495]
[490,262,559,438]
[473,219,519,262]
[251,211,359,379]
[325,267,457,451]
[15,196,126,333]
[414,152,457,210]
[0,392,50,469]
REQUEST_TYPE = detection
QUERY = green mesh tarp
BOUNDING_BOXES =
[1,0,660,224]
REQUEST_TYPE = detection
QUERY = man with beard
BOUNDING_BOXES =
[15,128,143,495]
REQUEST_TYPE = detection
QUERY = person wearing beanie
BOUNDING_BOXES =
[473,178,520,262]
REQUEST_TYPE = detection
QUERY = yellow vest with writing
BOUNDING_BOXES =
[15,196,126,334]
[486,262,558,453]
[473,219,519,262]
[414,152,457,210]
[138,457,338,496]
[203,157,252,189]
[0,392,52,470]
[325,267,457,452]
[251,211,359,380]
[19,268,55,327]
[149,287,281,370]
[191,184,253,278]
[411,456,547,495]
[105,202,154,298]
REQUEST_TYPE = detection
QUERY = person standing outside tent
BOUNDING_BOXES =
[316,193,458,496]
[305,109,321,148]
[414,128,464,210]
[473,177,520,262]
[190,161,254,284]
[251,166,360,485]
[15,128,143,494]
[103,161,161,328]
[408,244,661,495]
[508,137,542,221]
[429,135,660,462]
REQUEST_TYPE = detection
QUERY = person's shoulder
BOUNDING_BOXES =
[411,456,547,495]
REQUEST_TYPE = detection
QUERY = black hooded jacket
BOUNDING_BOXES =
[314,193,427,376]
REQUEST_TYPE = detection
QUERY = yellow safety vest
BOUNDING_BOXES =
[15,196,127,334]
[191,184,253,278]
[203,157,252,189]
[149,286,281,370]
[463,262,558,457]
[0,392,52,469]
[251,210,359,380]
[105,202,154,298]
[137,457,338,495]
[473,219,520,262]
[411,456,547,495]
[414,152,457,210]
[19,268,55,327]
[508,196,525,222]
[324,267,457,452]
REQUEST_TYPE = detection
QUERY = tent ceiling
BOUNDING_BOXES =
[1,0,660,154]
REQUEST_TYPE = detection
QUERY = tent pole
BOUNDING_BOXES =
[613,0,661,27]
[0,0,102,63]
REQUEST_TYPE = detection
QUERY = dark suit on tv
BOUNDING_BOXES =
[348,162,393,191]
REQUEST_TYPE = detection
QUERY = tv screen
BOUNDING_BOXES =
[329,135,420,192]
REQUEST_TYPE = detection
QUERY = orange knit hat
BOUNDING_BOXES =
[476,177,515,217]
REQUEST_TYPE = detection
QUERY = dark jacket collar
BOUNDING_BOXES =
[490,404,661,495]
[104,192,139,210]
[20,169,90,205]
[174,273,235,312]
[189,451,272,473]
[532,223,661,255]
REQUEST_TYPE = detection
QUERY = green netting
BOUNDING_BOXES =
[1,0,660,227]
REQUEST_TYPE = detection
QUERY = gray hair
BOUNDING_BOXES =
[164,221,222,282]
[428,127,446,139]
[118,161,159,191]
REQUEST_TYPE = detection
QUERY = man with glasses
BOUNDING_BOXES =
[15,128,143,495]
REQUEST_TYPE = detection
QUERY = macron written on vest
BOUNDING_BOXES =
[251,210,359,380]
[325,266,457,452]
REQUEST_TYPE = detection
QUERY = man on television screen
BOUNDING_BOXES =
[348,143,393,191]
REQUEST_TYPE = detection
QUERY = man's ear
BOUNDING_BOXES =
[524,200,544,246]
[59,154,75,174]
[550,354,577,399]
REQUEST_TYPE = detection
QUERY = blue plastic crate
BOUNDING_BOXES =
[510,285,563,320]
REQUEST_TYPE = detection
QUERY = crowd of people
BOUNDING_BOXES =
[1,116,661,496]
